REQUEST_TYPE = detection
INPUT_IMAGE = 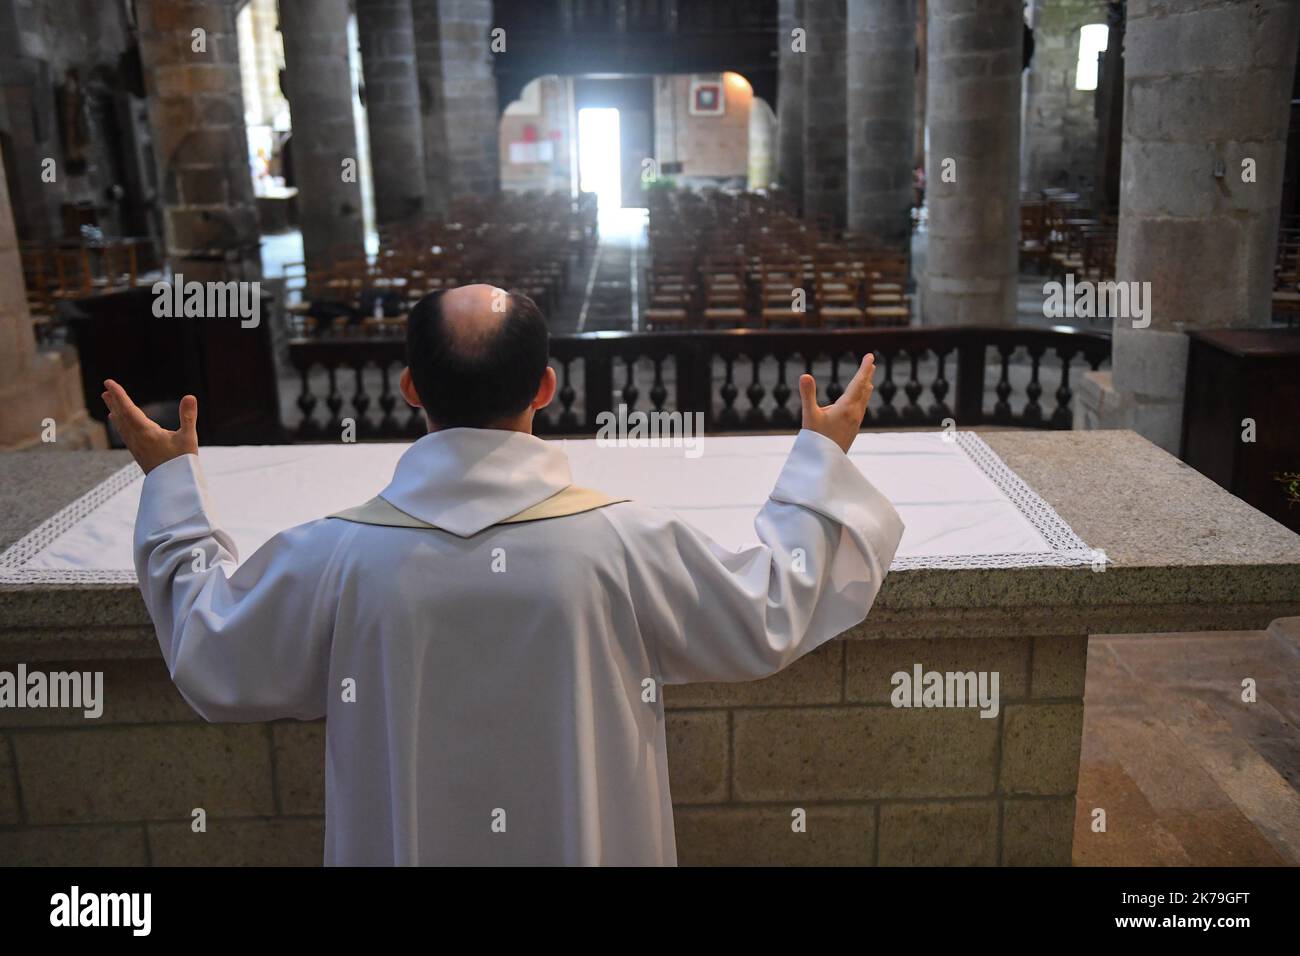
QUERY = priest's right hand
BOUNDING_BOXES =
[798,353,875,454]
[101,379,199,475]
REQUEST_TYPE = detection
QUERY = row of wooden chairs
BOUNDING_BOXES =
[1272,216,1300,325]
[1020,198,1117,280]
[287,192,596,333]
[642,191,912,329]
[21,238,161,314]
[644,258,911,329]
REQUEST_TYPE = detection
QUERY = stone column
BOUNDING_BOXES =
[922,0,1022,326]
[1020,0,1108,195]
[279,0,366,273]
[136,0,260,281]
[412,0,500,218]
[246,0,289,127]
[1079,0,1300,452]
[0,148,105,450]
[802,0,849,230]
[847,0,915,247]
[748,98,778,191]
[356,0,426,226]
[915,0,927,170]
[776,0,806,209]
[0,2,58,243]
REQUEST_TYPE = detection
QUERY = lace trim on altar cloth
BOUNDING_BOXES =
[0,462,143,585]
[888,432,1103,571]
[0,434,1105,585]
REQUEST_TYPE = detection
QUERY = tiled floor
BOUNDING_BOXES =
[1073,618,1300,865]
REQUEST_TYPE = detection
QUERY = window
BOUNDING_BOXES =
[1075,24,1109,92]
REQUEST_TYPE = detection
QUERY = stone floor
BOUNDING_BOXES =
[1073,618,1300,865]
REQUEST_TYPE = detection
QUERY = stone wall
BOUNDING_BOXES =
[0,133,104,451]
[776,0,805,205]
[356,0,427,225]
[922,0,1023,326]
[499,75,574,195]
[846,0,915,247]
[748,97,778,191]
[1080,0,1300,452]
[654,73,753,189]
[136,0,260,282]
[413,0,500,216]
[278,0,366,273]
[802,0,849,228]
[1021,0,1109,196]
[667,634,1086,865]
[0,656,323,864]
[0,633,1087,865]
[236,0,288,129]
[0,0,154,243]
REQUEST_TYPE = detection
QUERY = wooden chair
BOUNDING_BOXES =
[700,266,749,327]
[814,270,864,326]
[863,252,911,326]
[758,264,811,328]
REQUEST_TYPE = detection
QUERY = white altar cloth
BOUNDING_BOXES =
[0,432,1099,585]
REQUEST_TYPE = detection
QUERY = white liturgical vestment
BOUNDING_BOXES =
[134,427,904,865]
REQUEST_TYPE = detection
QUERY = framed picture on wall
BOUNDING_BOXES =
[689,75,725,116]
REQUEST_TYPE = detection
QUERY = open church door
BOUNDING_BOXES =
[573,76,655,209]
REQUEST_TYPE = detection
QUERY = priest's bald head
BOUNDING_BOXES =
[399,284,557,432]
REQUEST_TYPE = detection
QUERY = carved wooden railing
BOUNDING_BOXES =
[287,326,1111,440]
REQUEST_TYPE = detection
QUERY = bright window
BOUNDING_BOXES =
[1075,24,1109,92]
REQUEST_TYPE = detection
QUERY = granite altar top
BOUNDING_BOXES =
[1,430,1298,652]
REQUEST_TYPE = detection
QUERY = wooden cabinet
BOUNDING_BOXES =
[64,286,288,446]
[1182,329,1300,534]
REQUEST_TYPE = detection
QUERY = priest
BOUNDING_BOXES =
[102,284,904,865]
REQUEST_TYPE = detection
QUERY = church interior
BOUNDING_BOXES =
[1,0,1299,872]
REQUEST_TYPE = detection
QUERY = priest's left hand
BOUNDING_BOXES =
[101,379,199,475]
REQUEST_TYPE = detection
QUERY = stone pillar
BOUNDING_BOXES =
[0,1,58,243]
[412,0,500,218]
[1021,0,1108,196]
[776,0,806,209]
[915,0,927,170]
[1079,0,1300,452]
[1093,7,1124,214]
[0,147,105,450]
[279,0,366,272]
[136,0,260,281]
[802,0,849,230]
[847,0,915,247]
[246,0,288,127]
[356,0,426,226]
[748,98,778,191]
[922,0,1022,326]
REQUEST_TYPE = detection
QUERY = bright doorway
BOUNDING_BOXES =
[578,107,622,214]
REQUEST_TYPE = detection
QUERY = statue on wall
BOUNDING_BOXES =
[56,68,91,175]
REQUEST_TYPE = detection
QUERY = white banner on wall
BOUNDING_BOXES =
[509,141,555,164]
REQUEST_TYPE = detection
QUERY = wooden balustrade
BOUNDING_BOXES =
[288,326,1110,440]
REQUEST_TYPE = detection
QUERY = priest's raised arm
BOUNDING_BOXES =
[613,426,903,685]
[131,455,341,722]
